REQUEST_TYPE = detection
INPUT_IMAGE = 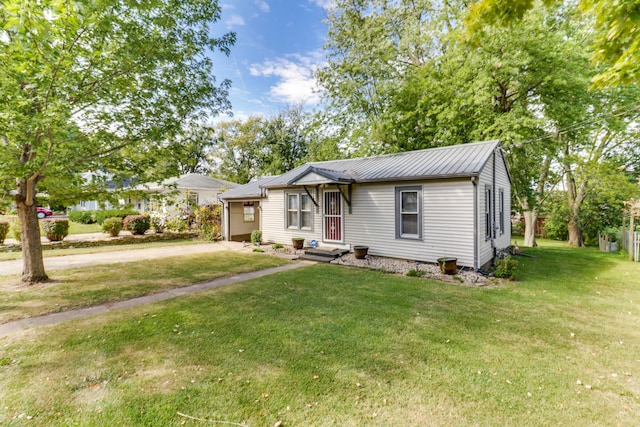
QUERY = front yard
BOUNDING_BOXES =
[1,241,638,426]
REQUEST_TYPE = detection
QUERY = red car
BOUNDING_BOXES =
[37,207,53,219]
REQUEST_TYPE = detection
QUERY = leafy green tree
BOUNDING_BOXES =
[165,125,217,176]
[558,84,640,245]
[0,0,234,283]
[210,117,266,184]
[466,0,640,87]
[261,106,312,175]
[317,0,466,154]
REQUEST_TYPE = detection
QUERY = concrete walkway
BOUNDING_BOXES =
[0,240,246,276]
[0,262,311,337]
[0,236,313,336]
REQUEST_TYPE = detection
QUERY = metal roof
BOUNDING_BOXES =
[145,174,239,191]
[264,140,502,188]
[219,176,278,200]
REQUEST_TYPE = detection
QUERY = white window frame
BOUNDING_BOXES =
[395,185,422,240]
[286,192,313,231]
[243,202,255,222]
[498,189,505,235]
[485,186,493,240]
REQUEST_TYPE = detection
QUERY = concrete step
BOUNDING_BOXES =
[299,254,337,263]
[304,248,349,259]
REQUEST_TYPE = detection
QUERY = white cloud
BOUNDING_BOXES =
[309,0,333,10]
[254,0,270,13]
[249,52,324,105]
[226,14,245,29]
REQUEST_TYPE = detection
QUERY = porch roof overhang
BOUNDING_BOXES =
[286,166,356,187]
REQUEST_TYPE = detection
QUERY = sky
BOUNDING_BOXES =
[211,0,332,121]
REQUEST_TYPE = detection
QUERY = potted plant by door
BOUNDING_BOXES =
[437,257,457,275]
[292,237,305,249]
[353,245,369,259]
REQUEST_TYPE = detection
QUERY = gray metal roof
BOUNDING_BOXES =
[219,176,278,200]
[264,140,501,188]
[146,174,239,191]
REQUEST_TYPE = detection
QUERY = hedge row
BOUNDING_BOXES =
[67,209,139,225]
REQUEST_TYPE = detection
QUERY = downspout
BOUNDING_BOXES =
[225,202,230,241]
[492,148,497,263]
[472,175,479,271]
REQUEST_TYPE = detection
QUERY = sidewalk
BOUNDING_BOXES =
[0,262,310,337]
[0,240,246,276]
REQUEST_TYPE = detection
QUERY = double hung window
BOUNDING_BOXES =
[395,186,422,239]
[287,193,312,230]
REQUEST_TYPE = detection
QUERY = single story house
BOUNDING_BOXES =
[131,173,239,212]
[70,173,238,212]
[220,140,511,270]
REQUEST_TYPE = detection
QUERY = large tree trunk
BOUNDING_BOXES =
[567,218,584,247]
[523,210,539,247]
[16,179,48,284]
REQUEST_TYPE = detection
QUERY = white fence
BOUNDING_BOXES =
[621,231,640,262]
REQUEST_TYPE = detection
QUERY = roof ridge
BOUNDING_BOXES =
[307,140,500,169]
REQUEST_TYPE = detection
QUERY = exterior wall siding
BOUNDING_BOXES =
[261,189,324,245]
[477,149,512,269]
[344,180,475,266]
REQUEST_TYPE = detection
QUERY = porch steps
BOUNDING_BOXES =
[299,248,349,263]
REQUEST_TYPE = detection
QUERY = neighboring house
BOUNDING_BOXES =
[221,140,511,270]
[131,174,239,212]
[70,173,238,212]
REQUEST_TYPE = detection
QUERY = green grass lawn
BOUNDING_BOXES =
[0,251,289,323]
[1,242,639,426]
[66,221,103,234]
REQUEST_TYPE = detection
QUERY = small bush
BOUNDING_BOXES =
[94,209,139,224]
[10,220,20,240]
[67,210,95,224]
[193,204,221,241]
[149,212,166,233]
[68,209,139,225]
[272,243,284,250]
[494,256,519,280]
[41,218,69,241]
[406,269,424,277]
[0,221,9,244]
[253,248,265,253]
[123,214,151,235]
[102,217,123,237]
[251,230,262,245]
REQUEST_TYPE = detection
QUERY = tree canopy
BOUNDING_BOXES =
[0,0,235,283]
[466,0,640,87]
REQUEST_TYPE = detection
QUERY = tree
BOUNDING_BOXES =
[210,117,266,184]
[317,0,467,154]
[0,0,235,283]
[165,125,217,176]
[466,0,640,87]
[260,106,312,175]
[558,85,640,245]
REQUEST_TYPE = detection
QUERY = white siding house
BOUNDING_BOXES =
[221,140,511,270]
[70,174,239,213]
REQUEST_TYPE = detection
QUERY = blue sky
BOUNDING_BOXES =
[212,0,331,120]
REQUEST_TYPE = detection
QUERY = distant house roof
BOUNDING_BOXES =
[145,174,239,191]
[263,140,503,188]
[220,176,278,200]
